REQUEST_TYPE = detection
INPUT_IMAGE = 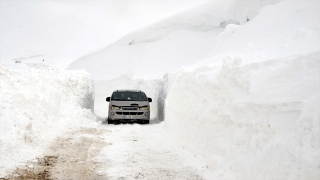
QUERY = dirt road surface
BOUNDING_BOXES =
[2,122,205,180]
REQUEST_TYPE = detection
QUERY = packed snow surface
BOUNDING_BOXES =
[95,122,207,179]
[0,65,97,176]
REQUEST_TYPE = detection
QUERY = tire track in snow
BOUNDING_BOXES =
[2,128,111,180]
[96,122,205,180]
[2,123,205,180]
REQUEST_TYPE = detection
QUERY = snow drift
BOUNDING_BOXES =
[67,0,282,80]
[0,65,96,176]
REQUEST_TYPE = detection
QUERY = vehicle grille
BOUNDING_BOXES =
[116,112,144,115]
[122,107,139,110]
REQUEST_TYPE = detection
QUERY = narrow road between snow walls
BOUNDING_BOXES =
[1,51,319,179]
[0,66,207,179]
[94,122,206,179]
[2,122,208,180]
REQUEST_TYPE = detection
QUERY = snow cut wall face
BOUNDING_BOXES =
[165,52,320,179]
[0,65,95,173]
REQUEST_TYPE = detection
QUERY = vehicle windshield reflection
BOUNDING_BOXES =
[111,92,147,101]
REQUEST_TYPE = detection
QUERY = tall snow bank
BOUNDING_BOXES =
[164,1,320,178]
[0,65,96,176]
[165,52,320,178]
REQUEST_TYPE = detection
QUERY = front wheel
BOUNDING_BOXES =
[142,120,149,124]
[107,118,113,124]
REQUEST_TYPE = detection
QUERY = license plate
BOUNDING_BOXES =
[123,115,134,119]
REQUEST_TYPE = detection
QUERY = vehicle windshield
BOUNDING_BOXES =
[111,92,147,101]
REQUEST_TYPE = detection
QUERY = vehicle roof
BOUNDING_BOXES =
[112,89,145,93]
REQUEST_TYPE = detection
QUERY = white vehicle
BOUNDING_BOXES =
[106,90,152,124]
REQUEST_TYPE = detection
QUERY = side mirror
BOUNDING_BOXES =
[148,98,152,102]
[106,97,110,102]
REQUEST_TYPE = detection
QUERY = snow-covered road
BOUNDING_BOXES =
[94,122,205,179]
[3,121,207,179]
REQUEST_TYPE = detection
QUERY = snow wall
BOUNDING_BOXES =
[161,1,320,178]
[0,65,96,175]
[164,52,320,179]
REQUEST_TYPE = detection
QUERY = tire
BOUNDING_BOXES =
[144,120,149,124]
[107,118,113,124]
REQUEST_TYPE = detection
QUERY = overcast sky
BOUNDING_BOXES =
[0,0,208,66]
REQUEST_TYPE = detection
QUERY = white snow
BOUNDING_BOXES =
[199,0,320,65]
[165,52,320,178]
[69,0,319,178]
[1,0,319,179]
[67,0,282,80]
[0,65,98,176]
[160,1,320,178]
[95,122,207,179]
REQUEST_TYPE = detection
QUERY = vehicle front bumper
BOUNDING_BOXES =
[108,110,150,121]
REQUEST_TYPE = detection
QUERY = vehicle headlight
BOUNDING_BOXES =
[140,106,149,110]
[109,106,120,110]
